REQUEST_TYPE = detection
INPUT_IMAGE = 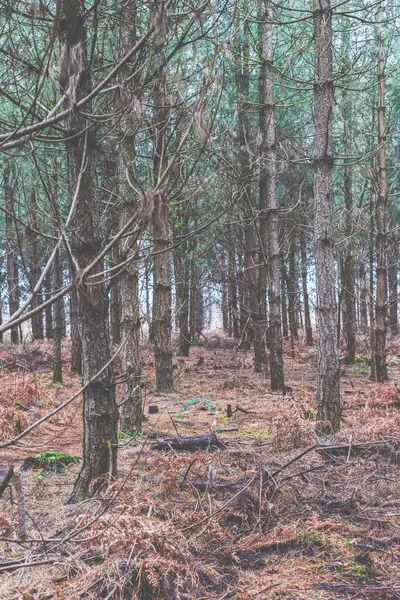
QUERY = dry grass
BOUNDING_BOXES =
[0,335,399,599]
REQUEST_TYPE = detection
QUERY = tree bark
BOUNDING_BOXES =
[259,0,284,389]
[27,192,44,340]
[52,248,63,384]
[189,257,203,342]
[313,0,341,434]
[373,15,389,382]
[221,252,229,333]
[235,17,260,362]
[70,282,82,375]
[359,260,368,333]
[117,4,142,431]
[288,228,299,340]
[4,163,20,344]
[58,0,118,502]
[228,238,240,339]
[173,202,190,356]
[43,270,53,340]
[110,246,121,345]
[152,78,173,392]
[369,193,376,381]
[388,233,398,337]
[281,263,289,340]
[341,20,356,364]
[300,225,313,346]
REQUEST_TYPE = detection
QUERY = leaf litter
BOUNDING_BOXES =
[0,335,399,599]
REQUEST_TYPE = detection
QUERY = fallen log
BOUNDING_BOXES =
[142,475,243,491]
[316,439,398,460]
[151,434,226,452]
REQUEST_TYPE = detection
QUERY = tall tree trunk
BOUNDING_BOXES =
[4,163,20,344]
[369,194,376,381]
[359,260,368,333]
[173,202,190,356]
[58,0,118,502]
[314,0,341,434]
[191,280,204,341]
[53,248,63,383]
[221,252,229,333]
[235,17,260,362]
[288,228,299,340]
[281,264,289,340]
[228,238,240,339]
[70,281,82,375]
[145,261,151,329]
[237,247,247,340]
[189,252,203,342]
[43,270,53,339]
[259,0,283,389]
[28,192,44,340]
[300,225,313,346]
[118,1,142,432]
[341,20,356,364]
[152,79,173,392]
[388,233,398,337]
[373,15,389,382]
[110,246,121,345]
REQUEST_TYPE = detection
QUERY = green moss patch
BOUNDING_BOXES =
[21,451,79,475]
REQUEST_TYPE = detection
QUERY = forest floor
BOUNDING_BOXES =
[0,333,399,600]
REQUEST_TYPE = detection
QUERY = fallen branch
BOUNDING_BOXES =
[0,559,55,573]
[316,439,396,459]
[142,475,244,492]
[151,435,226,452]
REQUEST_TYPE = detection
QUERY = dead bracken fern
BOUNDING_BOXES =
[1,339,400,599]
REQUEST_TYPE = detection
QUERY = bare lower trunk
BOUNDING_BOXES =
[28,192,44,340]
[259,1,283,389]
[110,246,121,345]
[119,249,142,432]
[43,270,53,339]
[173,203,190,356]
[314,0,341,434]
[189,260,203,342]
[176,268,190,356]
[281,265,289,340]
[152,80,173,392]
[369,206,376,381]
[373,16,389,382]
[235,18,260,363]
[237,249,247,341]
[4,163,20,344]
[388,234,398,337]
[221,268,229,334]
[70,282,82,375]
[152,194,173,391]
[228,239,240,339]
[359,261,368,333]
[59,0,118,502]
[288,230,298,340]
[118,4,142,431]
[341,20,356,364]
[53,248,63,384]
[300,226,313,346]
